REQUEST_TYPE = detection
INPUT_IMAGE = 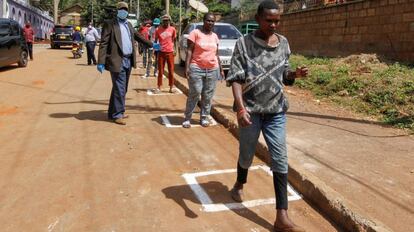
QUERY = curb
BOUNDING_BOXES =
[173,75,392,232]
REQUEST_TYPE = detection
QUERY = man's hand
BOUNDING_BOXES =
[295,66,308,78]
[185,68,190,79]
[97,64,105,73]
[237,109,252,127]
[219,70,225,81]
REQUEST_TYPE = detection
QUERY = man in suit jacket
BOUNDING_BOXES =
[97,1,153,125]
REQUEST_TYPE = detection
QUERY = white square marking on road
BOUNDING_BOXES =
[182,165,302,212]
[160,113,218,128]
[146,88,183,96]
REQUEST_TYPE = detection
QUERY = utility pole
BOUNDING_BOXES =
[136,0,140,22]
[53,0,60,24]
[2,0,7,18]
[179,0,182,35]
[166,0,169,15]
[91,0,94,24]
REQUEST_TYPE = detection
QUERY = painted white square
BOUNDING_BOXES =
[182,165,302,212]
[160,113,218,128]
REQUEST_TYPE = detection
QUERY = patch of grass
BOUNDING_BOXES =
[291,54,414,131]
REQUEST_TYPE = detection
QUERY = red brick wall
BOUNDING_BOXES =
[279,0,414,63]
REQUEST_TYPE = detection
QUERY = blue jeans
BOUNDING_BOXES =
[184,64,219,120]
[108,57,131,119]
[239,112,288,173]
[145,49,153,76]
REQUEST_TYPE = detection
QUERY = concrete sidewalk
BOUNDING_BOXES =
[171,66,414,232]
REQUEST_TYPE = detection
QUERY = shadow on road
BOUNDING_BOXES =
[287,112,410,138]
[0,65,23,72]
[162,181,274,231]
[49,110,108,122]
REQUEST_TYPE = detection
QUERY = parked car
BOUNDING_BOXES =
[239,22,259,35]
[50,25,73,49]
[179,22,242,71]
[0,18,29,68]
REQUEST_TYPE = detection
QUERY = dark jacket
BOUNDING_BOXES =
[98,19,152,73]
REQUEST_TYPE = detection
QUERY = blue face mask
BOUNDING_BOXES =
[117,10,128,20]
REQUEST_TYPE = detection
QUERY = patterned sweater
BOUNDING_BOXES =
[226,32,294,114]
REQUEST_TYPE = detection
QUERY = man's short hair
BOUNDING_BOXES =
[257,0,280,15]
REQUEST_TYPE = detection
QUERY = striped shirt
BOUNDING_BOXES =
[226,32,294,114]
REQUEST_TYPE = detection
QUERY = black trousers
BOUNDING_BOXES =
[86,41,97,65]
[27,42,33,60]
[237,162,288,209]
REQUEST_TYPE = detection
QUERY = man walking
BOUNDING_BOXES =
[226,1,308,232]
[154,14,176,94]
[84,22,100,65]
[97,1,153,125]
[23,22,34,60]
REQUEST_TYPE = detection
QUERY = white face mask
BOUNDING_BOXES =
[88,25,92,29]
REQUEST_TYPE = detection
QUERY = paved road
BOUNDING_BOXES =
[0,47,338,231]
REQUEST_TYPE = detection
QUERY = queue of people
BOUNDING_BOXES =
[95,1,308,232]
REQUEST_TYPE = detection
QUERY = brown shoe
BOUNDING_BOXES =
[113,118,126,125]
[274,224,305,232]
[230,185,244,202]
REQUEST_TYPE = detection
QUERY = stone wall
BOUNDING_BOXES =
[278,0,414,63]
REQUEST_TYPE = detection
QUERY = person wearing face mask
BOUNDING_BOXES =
[97,1,157,125]
[84,22,100,65]
[23,21,35,60]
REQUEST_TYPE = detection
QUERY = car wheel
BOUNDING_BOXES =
[18,50,28,67]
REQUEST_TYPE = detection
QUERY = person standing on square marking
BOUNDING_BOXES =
[182,13,224,128]
[154,14,177,94]
[225,1,308,232]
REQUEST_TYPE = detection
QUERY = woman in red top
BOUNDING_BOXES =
[182,13,224,128]
[23,22,35,60]
[154,14,177,93]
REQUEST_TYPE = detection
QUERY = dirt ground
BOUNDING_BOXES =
[0,47,338,231]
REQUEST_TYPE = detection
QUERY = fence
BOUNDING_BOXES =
[282,0,360,13]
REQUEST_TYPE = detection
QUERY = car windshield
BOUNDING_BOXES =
[55,27,72,34]
[195,24,241,40]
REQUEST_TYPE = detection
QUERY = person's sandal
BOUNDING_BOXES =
[169,88,177,94]
[182,120,191,128]
[200,118,210,127]
[230,185,244,202]
[153,88,161,94]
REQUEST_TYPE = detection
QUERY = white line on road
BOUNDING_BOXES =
[182,165,302,212]
[160,114,218,128]
[146,88,183,96]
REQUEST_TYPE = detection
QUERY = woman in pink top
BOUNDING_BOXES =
[182,13,224,128]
